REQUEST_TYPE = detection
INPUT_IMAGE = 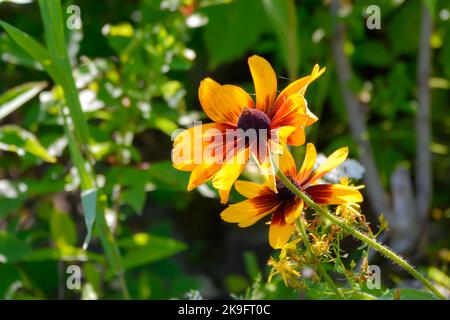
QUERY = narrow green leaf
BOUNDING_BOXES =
[81,188,97,250]
[0,81,47,120]
[0,20,64,83]
[0,124,56,163]
[262,0,298,78]
[105,233,187,278]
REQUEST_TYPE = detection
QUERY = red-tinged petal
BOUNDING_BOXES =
[284,199,304,224]
[270,94,307,128]
[172,123,231,170]
[221,193,280,227]
[306,184,363,204]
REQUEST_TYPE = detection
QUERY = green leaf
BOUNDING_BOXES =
[0,232,31,264]
[0,125,57,163]
[354,41,394,67]
[380,288,439,300]
[387,0,421,56]
[112,233,187,276]
[0,81,47,120]
[0,20,64,83]
[81,188,97,250]
[262,0,298,78]
[243,251,260,280]
[0,33,42,69]
[122,185,146,214]
[202,0,268,68]
[21,247,104,262]
[50,210,77,248]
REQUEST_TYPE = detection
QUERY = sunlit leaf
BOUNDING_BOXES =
[50,210,77,249]
[0,81,47,121]
[0,125,57,163]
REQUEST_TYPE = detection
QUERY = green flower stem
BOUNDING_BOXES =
[277,170,446,300]
[294,219,345,299]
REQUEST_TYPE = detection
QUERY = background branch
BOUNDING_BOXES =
[330,0,391,220]
[415,3,433,222]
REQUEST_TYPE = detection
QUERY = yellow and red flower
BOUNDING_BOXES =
[172,55,325,203]
[220,143,363,248]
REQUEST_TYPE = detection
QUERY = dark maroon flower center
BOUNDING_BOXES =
[236,108,271,132]
[276,177,302,202]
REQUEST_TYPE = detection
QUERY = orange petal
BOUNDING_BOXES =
[270,94,307,127]
[305,184,363,204]
[296,143,317,184]
[199,78,253,125]
[306,147,348,184]
[187,163,221,191]
[235,180,269,198]
[220,193,280,227]
[286,125,306,146]
[274,64,326,110]
[269,210,295,249]
[248,55,277,113]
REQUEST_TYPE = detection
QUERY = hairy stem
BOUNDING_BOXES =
[294,219,345,299]
[277,170,446,300]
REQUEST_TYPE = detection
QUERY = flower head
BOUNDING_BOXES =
[220,143,363,248]
[172,55,325,203]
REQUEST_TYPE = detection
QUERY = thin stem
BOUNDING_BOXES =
[277,170,446,300]
[294,219,345,299]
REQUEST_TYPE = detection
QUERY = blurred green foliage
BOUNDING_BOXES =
[0,0,449,300]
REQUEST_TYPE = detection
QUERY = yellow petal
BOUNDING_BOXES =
[235,180,268,198]
[306,184,363,204]
[269,211,295,249]
[248,55,277,113]
[284,199,304,224]
[199,78,253,125]
[274,64,326,109]
[212,148,249,204]
[270,126,296,148]
[307,147,348,184]
[296,143,317,183]
[251,146,276,192]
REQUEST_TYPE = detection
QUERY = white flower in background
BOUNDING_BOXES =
[185,289,203,300]
[315,153,365,183]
